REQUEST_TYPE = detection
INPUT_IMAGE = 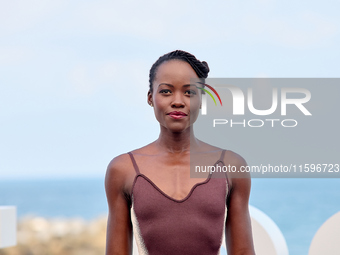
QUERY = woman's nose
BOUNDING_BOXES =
[171,93,185,108]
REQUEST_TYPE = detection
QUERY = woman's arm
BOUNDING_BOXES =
[105,155,133,255]
[225,152,255,255]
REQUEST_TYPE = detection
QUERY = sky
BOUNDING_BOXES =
[0,0,339,179]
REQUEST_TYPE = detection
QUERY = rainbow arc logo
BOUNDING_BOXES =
[196,82,222,115]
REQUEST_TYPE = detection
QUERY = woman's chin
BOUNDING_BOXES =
[163,123,191,134]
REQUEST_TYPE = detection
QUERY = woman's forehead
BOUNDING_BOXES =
[156,83,199,90]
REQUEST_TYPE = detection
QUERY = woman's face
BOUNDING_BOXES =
[148,60,202,133]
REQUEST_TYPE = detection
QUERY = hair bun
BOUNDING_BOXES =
[202,61,210,73]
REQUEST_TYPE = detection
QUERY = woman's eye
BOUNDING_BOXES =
[185,90,197,95]
[159,89,172,94]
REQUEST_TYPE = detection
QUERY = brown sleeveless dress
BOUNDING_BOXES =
[128,150,229,255]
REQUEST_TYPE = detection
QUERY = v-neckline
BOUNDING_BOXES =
[131,157,223,203]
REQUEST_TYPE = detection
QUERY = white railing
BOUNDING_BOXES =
[0,206,16,248]
[309,211,340,255]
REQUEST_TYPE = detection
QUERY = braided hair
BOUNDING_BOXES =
[148,50,210,93]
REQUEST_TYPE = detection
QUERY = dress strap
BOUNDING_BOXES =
[127,152,140,174]
[212,149,227,166]
[218,149,227,163]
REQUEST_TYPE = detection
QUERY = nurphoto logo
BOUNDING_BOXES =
[196,80,312,128]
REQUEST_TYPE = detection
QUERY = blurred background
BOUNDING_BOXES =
[0,0,339,254]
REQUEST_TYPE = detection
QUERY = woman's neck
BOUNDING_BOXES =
[155,126,200,154]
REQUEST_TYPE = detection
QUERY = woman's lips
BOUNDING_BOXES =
[167,111,188,119]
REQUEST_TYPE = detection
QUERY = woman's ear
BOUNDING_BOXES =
[147,90,153,107]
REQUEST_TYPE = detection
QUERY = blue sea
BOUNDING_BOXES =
[0,178,340,255]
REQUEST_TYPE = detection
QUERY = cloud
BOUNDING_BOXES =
[72,0,167,38]
[0,0,65,33]
[0,46,32,65]
[68,59,150,103]
[251,11,338,48]
[1,0,337,49]
[63,0,339,48]
[69,65,95,95]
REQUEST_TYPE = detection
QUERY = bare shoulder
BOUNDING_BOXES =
[224,150,247,168]
[223,150,251,189]
[106,153,132,177]
[105,153,135,193]
[105,141,156,184]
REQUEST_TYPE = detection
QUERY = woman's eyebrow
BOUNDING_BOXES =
[158,83,173,87]
[183,84,197,88]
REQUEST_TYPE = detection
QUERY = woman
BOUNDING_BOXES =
[105,50,255,255]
